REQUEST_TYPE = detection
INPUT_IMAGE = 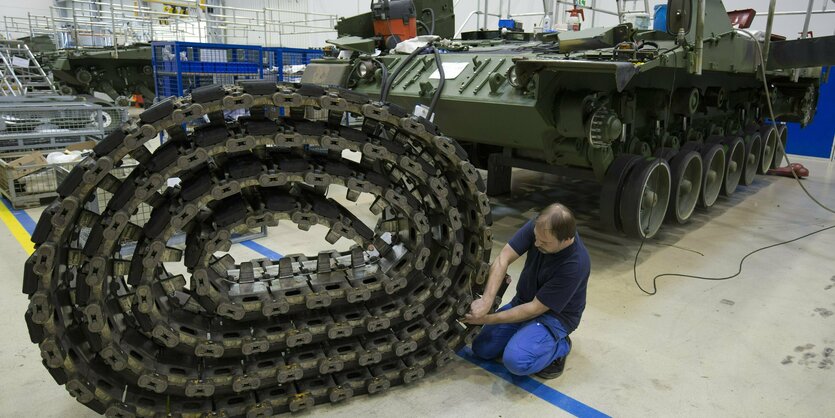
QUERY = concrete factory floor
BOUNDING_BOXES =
[0,156,834,417]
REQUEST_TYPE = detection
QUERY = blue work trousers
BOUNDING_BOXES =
[471,302,571,375]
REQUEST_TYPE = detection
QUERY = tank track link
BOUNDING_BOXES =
[23,81,497,417]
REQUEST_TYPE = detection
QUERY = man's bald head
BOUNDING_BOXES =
[535,203,576,242]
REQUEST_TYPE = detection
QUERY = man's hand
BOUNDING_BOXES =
[467,297,493,320]
[465,298,550,326]
[463,312,491,325]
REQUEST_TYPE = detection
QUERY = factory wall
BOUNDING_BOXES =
[2,1,832,48]
[217,0,357,48]
[300,0,834,49]
[449,0,835,40]
[0,0,54,28]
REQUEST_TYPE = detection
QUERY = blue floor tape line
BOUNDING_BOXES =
[457,346,611,418]
[240,240,283,260]
[5,199,608,416]
[2,198,37,234]
[4,197,286,261]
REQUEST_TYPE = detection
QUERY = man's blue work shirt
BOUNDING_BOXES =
[508,219,591,333]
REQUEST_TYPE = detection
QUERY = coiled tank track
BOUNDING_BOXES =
[22,81,495,417]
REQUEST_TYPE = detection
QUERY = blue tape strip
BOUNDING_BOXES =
[4,196,286,261]
[240,240,283,260]
[2,198,37,234]
[457,346,611,418]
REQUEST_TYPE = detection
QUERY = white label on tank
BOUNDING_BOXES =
[413,104,434,122]
[430,62,469,80]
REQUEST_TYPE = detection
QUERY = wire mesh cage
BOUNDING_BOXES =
[0,98,105,153]
[80,161,150,225]
[100,106,130,135]
[0,153,78,208]
[152,41,264,99]
[263,47,323,83]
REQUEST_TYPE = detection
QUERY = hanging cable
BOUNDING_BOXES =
[380,41,433,102]
[630,46,678,292]
[382,43,435,102]
[422,8,436,35]
[417,20,432,35]
[371,57,389,93]
[737,28,835,214]
[426,47,445,120]
[632,30,835,296]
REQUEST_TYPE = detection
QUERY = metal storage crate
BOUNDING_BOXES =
[0,152,76,208]
[100,105,130,135]
[0,96,105,153]
[152,41,264,99]
[263,47,323,83]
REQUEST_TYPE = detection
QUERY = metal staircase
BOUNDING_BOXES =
[0,40,58,96]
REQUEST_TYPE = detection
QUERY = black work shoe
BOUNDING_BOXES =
[536,336,572,379]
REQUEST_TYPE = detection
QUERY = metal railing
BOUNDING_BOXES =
[455,0,653,37]
[0,40,58,96]
[1,0,338,49]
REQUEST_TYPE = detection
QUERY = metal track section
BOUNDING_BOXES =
[23,81,495,417]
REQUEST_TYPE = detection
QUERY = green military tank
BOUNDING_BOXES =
[35,43,155,106]
[21,1,835,416]
[20,36,150,131]
[311,0,832,238]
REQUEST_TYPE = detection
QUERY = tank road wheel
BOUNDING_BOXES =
[741,132,762,186]
[619,158,671,238]
[21,83,497,416]
[718,136,745,196]
[758,124,778,174]
[699,143,725,208]
[665,150,702,224]
[599,155,643,233]
[771,124,788,169]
